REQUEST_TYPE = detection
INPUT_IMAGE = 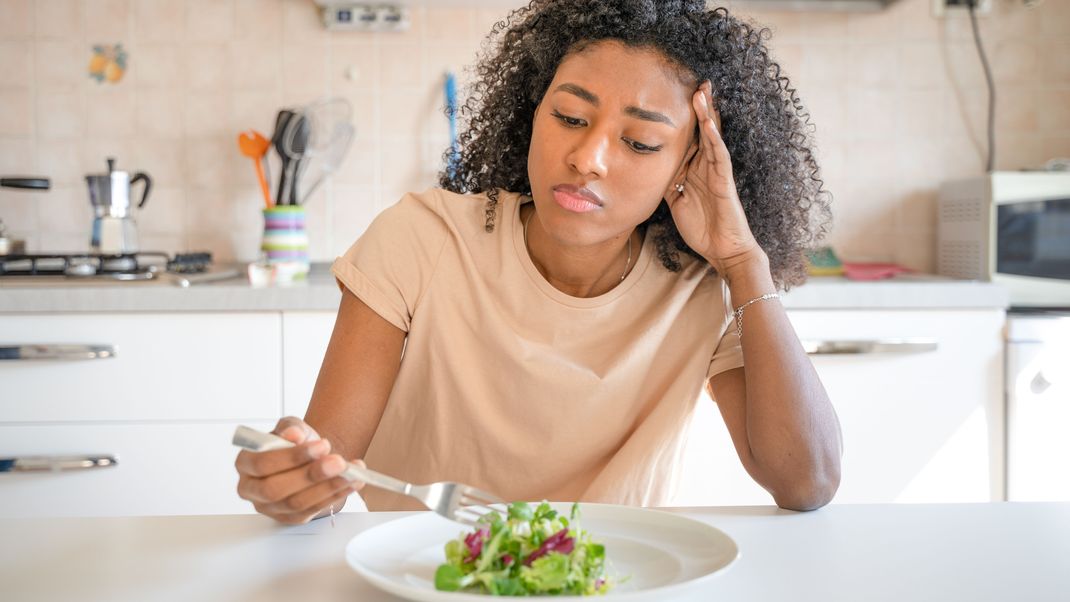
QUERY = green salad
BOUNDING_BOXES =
[434,501,619,596]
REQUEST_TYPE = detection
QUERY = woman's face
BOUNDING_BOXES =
[527,40,698,247]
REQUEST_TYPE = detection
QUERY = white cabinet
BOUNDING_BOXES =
[0,312,284,518]
[282,311,338,419]
[0,314,282,422]
[674,308,1006,506]
[0,422,275,517]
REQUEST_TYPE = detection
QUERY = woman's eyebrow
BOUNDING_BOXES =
[553,82,677,128]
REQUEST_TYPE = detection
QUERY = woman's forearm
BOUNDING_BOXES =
[722,252,843,510]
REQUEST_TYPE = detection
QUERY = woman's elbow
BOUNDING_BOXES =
[772,465,841,512]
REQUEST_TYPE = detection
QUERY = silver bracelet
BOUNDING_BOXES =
[733,292,780,339]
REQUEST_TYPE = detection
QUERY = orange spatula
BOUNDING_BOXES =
[238,130,272,209]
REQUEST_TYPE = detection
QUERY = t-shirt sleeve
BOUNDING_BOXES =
[331,190,449,332]
[706,278,745,379]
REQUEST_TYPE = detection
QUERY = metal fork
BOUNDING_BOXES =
[232,425,505,527]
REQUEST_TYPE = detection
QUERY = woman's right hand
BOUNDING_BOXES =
[235,416,365,524]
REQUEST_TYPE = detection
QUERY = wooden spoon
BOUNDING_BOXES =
[238,130,272,209]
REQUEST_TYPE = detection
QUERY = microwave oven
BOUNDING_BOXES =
[938,171,1070,308]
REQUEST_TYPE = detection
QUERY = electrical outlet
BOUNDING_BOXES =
[318,3,409,31]
[932,0,993,18]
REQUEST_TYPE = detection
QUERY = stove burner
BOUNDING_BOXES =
[0,252,211,279]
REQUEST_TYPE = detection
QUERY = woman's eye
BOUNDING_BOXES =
[624,139,662,154]
[551,111,585,128]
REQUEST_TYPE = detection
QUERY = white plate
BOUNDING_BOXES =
[345,502,739,600]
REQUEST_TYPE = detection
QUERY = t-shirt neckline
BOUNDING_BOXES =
[511,196,652,308]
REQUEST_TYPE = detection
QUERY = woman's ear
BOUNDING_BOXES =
[665,141,699,202]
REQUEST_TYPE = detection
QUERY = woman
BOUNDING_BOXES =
[236,0,842,524]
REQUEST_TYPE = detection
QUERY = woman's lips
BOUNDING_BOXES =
[552,186,602,213]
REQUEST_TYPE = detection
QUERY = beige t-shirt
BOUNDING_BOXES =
[331,188,743,510]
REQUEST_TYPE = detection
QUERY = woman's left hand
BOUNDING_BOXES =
[665,81,765,277]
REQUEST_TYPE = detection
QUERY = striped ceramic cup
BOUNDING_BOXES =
[261,205,309,265]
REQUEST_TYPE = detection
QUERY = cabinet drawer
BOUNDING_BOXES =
[790,309,1005,503]
[0,313,282,422]
[674,309,1006,506]
[0,422,275,517]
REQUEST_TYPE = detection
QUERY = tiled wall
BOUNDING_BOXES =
[0,0,1067,271]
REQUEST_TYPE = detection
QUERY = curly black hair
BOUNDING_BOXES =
[437,0,832,289]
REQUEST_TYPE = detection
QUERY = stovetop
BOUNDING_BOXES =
[0,252,212,281]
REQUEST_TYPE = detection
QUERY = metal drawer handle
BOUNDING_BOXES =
[0,455,119,472]
[0,344,117,361]
[801,339,939,355]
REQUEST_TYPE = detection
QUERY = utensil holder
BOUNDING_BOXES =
[261,205,310,271]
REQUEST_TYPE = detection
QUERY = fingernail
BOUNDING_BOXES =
[309,439,330,458]
[281,426,303,442]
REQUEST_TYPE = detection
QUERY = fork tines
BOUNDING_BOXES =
[454,487,507,527]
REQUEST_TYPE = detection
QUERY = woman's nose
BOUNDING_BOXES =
[566,132,609,179]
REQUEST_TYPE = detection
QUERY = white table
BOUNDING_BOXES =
[2,503,1067,601]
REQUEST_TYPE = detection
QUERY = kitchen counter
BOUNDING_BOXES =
[0,263,1008,313]
[2,503,1066,602]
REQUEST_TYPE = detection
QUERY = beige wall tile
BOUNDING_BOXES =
[848,43,901,87]
[0,137,36,174]
[186,0,234,42]
[1041,40,1070,85]
[846,87,897,142]
[81,137,136,174]
[86,0,132,41]
[137,44,183,88]
[331,40,379,89]
[896,0,941,41]
[36,185,89,234]
[380,87,432,141]
[897,41,947,89]
[1037,90,1070,131]
[87,86,135,137]
[36,88,86,139]
[330,183,378,256]
[1041,137,1070,162]
[991,39,1040,84]
[229,42,280,89]
[847,11,899,43]
[184,43,229,89]
[996,133,1047,171]
[282,43,329,93]
[134,0,185,43]
[136,185,185,234]
[897,89,947,139]
[38,231,88,252]
[0,41,33,86]
[36,0,84,40]
[183,135,230,189]
[0,89,34,136]
[1037,0,1069,37]
[0,190,39,231]
[797,43,847,85]
[230,88,284,138]
[233,0,281,41]
[35,41,85,87]
[281,0,322,44]
[134,138,185,187]
[0,0,33,39]
[425,7,475,44]
[136,89,183,138]
[379,43,422,87]
[182,90,230,138]
[35,140,81,184]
